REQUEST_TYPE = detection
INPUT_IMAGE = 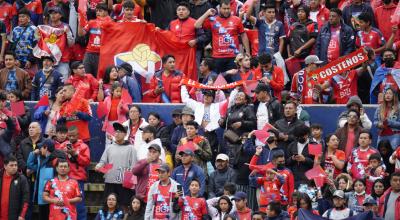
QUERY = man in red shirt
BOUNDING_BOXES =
[112,0,143,21]
[169,2,197,46]
[254,53,285,100]
[78,3,112,77]
[0,156,29,220]
[309,0,330,30]
[57,126,90,220]
[195,0,250,73]
[356,13,385,56]
[43,159,82,220]
[374,0,399,42]
[66,61,99,102]
[232,191,252,219]
[0,0,16,34]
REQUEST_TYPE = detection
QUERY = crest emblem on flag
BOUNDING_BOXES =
[33,25,67,64]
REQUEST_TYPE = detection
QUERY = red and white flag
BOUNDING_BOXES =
[33,25,67,64]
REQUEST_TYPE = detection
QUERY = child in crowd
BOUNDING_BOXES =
[173,179,208,220]
[53,124,68,148]
[310,124,324,146]
[255,168,285,213]
[366,153,385,194]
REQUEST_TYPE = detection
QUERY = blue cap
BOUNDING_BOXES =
[179,149,195,156]
[232,191,247,201]
[363,197,377,206]
[37,139,55,152]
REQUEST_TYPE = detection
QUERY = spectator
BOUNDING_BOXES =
[252,83,283,128]
[189,0,212,19]
[335,109,363,159]
[208,153,238,198]
[33,87,64,136]
[131,143,163,201]
[195,2,250,73]
[358,47,379,104]
[57,126,90,220]
[254,166,285,213]
[172,179,208,219]
[319,134,346,180]
[169,2,198,47]
[171,106,201,154]
[286,124,314,188]
[378,172,400,219]
[59,84,92,142]
[309,0,330,30]
[31,55,64,101]
[252,211,266,220]
[12,0,43,26]
[145,163,180,220]
[147,0,176,29]
[116,1,143,22]
[310,123,324,145]
[316,8,354,64]
[290,55,324,104]
[374,87,400,149]
[147,112,165,139]
[0,156,29,220]
[11,8,37,71]
[355,13,386,58]
[95,122,138,209]
[362,197,383,220]
[374,0,399,42]
[132,125,166,162]
[172,149,206,196]
[123,105,148,144]
[16,122,42,173]
[117,62,141,103]
[254,54,285,101]
[322,190,355,219]
[43,0,69,24]
[97,65,119,101]
[0,51,32,100]
[43,159,82,220]
[78,3,112,77]
[199,58,218,84]
[293,193,320,219]
[125,196,145,220]
[342,0,375,30]
[219,91,256,165]
[265,201,290,220]
[337,96,372,129]
[53,124,68,147]
[66,61,99,102]
[245,129,281,165]
[45,6,74,79]
[289,93,311,126]
[378,140,395,179]
[335,173,354,193]
[275,101,305,149]
[95,193,124,220]
[231,191,252,219]
[273,150,295,207]
[346,130,380,180]
[207,195,234,220]
[26,139,56,220]
[159,109,182,153]
[0,0,15,34]
[371,179,386,201]
[7,90,31,144]
[224,53,257,83]
[246,2,285,55]
[347,179,372,213]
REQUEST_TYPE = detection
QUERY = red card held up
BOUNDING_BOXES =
[308,143,322,156]
[177,141,196,154]
[10,101,25,116]
[98,163,113,174]
[305,165,326,180]
[262,123,275,131]
[254,130,270,144]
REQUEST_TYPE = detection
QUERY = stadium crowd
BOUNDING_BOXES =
[0,0,400,219]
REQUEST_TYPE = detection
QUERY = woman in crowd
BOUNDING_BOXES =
[335,173,353,192]
[371,179,386,201]
[147,112,165,139]
[122,105,148,144]
[374,87,400,150]
[207,196,234,220]
[320,134,346,180]
[292,193,319,220]
[378,140,395,184]
[98,65,119,102]
[95,193,124,220]
[124,196,145,220]
[346,179,371,213]
[7,90,30,144]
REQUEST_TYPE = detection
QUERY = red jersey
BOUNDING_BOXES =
[379,71,400,93]
[44,177,81,220]
[0,1,16,33]
[356,28,385,53]
[245,29,259,57]
[84,16,113,53]
[59,98,92,141]
[348,147,379,180]
[323,150,346,179]
[331,70,358,104]
[112,3,142,21]
[278,168,295,205]
[12,0,42,25]
[169,18,196,43]
[153,184,172,220]
[0,174,12,219]
[291,70,317,104]
[327,26,341,63]
[257,177,283,212]
[203,15,245,58]
[145,163,160,202]
[179,196,207,220]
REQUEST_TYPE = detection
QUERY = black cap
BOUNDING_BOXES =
[48,6,64,17]
[118,62,132,74]
[70,61,83,70]
[252,83,271,94]
[156,163,171,172]
[37,139,55,152]
[202,89,216,98]
[112,122,128,133]
[41,55,55,63]
[171,109,182,117]
[148,144,161,152]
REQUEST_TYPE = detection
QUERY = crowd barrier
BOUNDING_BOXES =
[24,102,379,161]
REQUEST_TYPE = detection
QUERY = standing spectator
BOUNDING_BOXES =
[347,179,372,213]
[245,129,281,165]
[199,58,217,84]
[0,0,15,34]
[16,122,42,173]
[7,90,31,143]
[309,0,330,30]
[173,179,208,220]
[322,190,355,219]
[97,65,119,102]
[31,56,64,101]
[208,153,237,198]
[275,101,305,149]
[66,61,99,102]
[319,134,346,180]
[12,0,43,26]
[45,6,74,79]
[132,126,166,162]
[374,0,399,42]
[224,53,257,83]
[125,196,145,220]
[289,94,311,126]
[355,13,386,58]
[78,3,112,77]
[169,2,197,47]
[117,62,141,103]
[374,87,400,149]
[95,122,137,210]
[0,94,14,159]
[371,179,387,201]
[43,159,82,220]
[145,163,180,220]
[286,124,314,188]
[57,126,90,220]
[195,1,250,73]
[0,156,29,220]
[123,105,148,144]
[145,55,183,103]
[273,151,295,208]
[147,0,176,29]
[0,51,32,100]
[131,144,163,202]
[95,193,124,220]
[253,55,285,101]
[189,0,212,19]
[159,109,182,153]
[0,20,5,64]
[171,106,198,153]
[231,191,252,219]
[337,96,372,129]
[26,139,56,220]
[378,172,400,219]
[172,149,206,196]
[252,83,283,128]
[335,109,363,159]
[59,84,92,142]
[11,8,37,70]
[342,0,375,30]
[316,8,354,64]
[43,0,69,24]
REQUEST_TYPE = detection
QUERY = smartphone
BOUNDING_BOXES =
[177,185,183,192]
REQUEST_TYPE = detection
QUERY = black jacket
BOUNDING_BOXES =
[0,117,15,158]
[159,122,179,152]
[222,104,257,137]
[208,167,238,198]
[286,141,314,188]
[16,136,43,172]
[253,98,283,125]
[274,116,305,149]
[0,171,30,220]
[147,0,177,29]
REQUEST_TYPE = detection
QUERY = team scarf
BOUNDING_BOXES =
[181,78,244,90]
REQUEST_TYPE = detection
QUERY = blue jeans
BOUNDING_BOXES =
[77,181,87,220]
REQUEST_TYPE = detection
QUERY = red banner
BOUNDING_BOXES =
[308,48,368,83]
[98,22,197,80]
[181,78,244,90]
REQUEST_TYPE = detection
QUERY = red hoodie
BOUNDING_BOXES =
[312,5,330,30]
[374,3,400,41]
[58,140,91,181]
[66,74,99,101]
[234,207,252,220]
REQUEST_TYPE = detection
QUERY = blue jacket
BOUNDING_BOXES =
[31,69,64,101]
[316,21,355,64]
[121,73,142,103]
[171,164,206,196]
[243,137,283,165]
[27,152,54,205]
[33,105,50,134]
[342,3,376,28]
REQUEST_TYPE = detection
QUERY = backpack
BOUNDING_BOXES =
[288,22,312,58]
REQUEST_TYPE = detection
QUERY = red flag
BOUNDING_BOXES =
[219,99,229,117]
[96,101,108,118]
[33,25,67,64]
[213,74,228,87]
[254,130,270,143]
[247,162,275,173]
[243,80,259,97]
[34,95,49,109]
[10,101,25,116]
[262,123,275,131]
[121,89,133,104]
[98,163,113,173]
[308,143,322,156]
[305,165,326,180]
[98,22,197,80]
[177,141,196,153]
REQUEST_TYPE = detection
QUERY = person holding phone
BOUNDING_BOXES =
[173,179,208,220]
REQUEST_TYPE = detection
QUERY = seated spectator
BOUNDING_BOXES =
[337,96,372,129]
[31,55,64,101]
[206,195,234,220]
[95,193,124,220]
[125,196,145,220]
[123,105,148,144]
[335,109,363,159]
[132,126,166,163]
[208,154,237,198]
[275,101,305,149]
[319,134,346,180]
[0,51,32,100]
[66,61,99,102]
[97,65,119,102]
